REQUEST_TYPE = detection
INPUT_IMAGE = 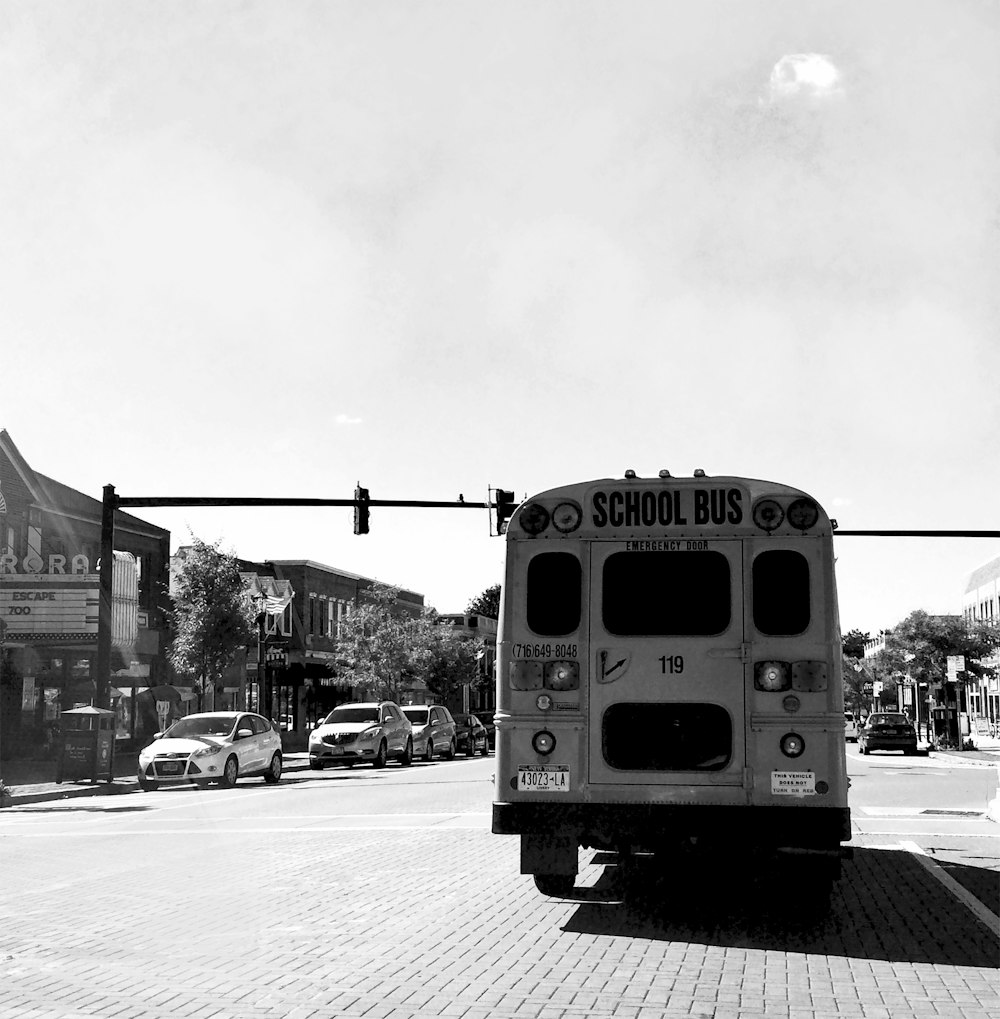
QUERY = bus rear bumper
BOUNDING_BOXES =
[492,800,852,853]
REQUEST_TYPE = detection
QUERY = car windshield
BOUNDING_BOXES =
[870,713,908,725]
[166,715,236,738]
[403,708,429,725]
[325,706,379,724]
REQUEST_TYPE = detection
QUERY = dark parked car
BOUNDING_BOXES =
[476,710,496,749]
[858,712,920,756]
[452,712,490,756]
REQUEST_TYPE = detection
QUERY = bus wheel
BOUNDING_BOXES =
[534,874,575,897]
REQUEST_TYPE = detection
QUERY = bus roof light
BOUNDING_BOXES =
[787,497,820,531]
[551,502,582,533]
[520,503,550,536]
[752,498,785,532]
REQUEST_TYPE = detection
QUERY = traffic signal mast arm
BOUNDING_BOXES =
[116,496,492,509]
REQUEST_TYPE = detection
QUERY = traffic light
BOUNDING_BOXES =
[494,489,516,535]
[354,486,370,535]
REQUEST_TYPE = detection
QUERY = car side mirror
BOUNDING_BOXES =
[237,728,254,739]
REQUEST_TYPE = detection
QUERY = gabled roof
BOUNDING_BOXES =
[0,428,169,540]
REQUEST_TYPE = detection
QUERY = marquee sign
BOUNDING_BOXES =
[0,576,98,638]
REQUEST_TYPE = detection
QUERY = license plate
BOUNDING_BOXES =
[328,747,342,755]
[159,761,181,774]
[771,771,815,797]
[518,765,570,792]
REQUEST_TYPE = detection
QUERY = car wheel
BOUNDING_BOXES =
[534,874,575,897]
[264,752,282,783]
[424,739,434,762]
[399,738,413,767]
[138,777,158,792]
[218,755,239,787]
[309,760,325,771]
[443,739,455,760]
[466,740,477,757]
[373,740,388,768]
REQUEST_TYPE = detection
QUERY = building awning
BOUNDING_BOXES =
[114,686,149,699]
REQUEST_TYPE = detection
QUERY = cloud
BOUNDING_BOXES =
[767,54,844,103]
[335,414,362,426]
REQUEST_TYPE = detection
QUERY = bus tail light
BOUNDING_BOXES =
[755,661,828,693]
[780,732,805,758]
[544,661,579,690]
[754,661,790,692]
[510,661,543,690]
[532,730,556,755]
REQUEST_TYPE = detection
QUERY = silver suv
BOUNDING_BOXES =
[401,704,457,762]
[308,701,413,769]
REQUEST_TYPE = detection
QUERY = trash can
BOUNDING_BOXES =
[56,706,117,784]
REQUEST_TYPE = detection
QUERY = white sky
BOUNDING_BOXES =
[3,1,998,636]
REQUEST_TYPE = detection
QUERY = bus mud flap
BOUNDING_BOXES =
[521,834,578,876]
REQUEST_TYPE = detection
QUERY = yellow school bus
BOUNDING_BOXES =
[492,470,851,904]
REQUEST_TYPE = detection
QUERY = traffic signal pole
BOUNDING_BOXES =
[95,487,504,708]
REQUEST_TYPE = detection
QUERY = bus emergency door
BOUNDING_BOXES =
[588,539,746,786]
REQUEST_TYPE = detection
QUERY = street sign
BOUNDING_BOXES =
[946,655,965,681]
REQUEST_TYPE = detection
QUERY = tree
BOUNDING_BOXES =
[842,655,868,714]
[168,537,257,711]
[874,610,1000,688]
[841,629,870,659]
[466,583,500,619]
[335,583,420,702]
[420,614,486,705]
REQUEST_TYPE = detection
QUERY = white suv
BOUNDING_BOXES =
[308,701,413,769]
[844,711,859,742]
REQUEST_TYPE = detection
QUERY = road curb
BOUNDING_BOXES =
[4,759,315,808]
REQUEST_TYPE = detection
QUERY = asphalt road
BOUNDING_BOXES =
[0,752,997,1019]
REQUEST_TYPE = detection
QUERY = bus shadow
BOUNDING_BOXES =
[560,848,999,966]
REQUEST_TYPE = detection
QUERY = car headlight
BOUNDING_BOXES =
[192,745,221,757]
[358,727,377,742]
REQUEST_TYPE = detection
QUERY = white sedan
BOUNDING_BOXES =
[137,711,283,791]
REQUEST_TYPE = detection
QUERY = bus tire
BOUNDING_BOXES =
[534,874,575,897]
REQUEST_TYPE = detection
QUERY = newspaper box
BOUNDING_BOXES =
[56,706,117,784]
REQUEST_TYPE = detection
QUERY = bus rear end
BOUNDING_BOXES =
[492,472,851,902]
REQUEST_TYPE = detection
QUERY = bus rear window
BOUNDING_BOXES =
[753,550,810,635]
[603,702,732,771]
[527,552,581,636]
[602,551,731,635]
